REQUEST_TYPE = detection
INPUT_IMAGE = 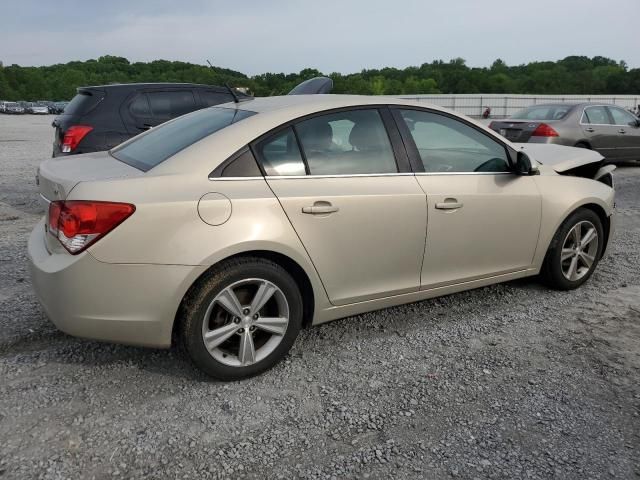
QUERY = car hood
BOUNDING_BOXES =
[514,143,604,173]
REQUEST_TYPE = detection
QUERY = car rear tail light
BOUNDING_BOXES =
[48,200,135,254]
[531,123,559,137]
[61,125,93,153]
[48,201,62,236]
[488,121,496,129]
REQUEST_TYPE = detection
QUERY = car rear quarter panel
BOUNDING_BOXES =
[70,174,332,315]
[532,171,614,268]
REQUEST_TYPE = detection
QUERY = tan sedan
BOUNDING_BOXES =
[29,95,615,380]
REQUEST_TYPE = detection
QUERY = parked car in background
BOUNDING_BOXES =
[51,83,248,156]
[489,103,640,162]
[30,103,50,114]
[30,95,615,380]
[4,102,25,114]
[0,101,6,113]
[50,101,68,114]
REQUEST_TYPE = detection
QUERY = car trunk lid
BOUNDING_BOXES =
[489,119,557,143]
[38,151,142,202]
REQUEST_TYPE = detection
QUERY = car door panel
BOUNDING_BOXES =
[255,108,427,306]
[267,176,427,305]
[607,106,640,160]
[415,174,541,288]
[580,106,619,160]
[391,107,543,289]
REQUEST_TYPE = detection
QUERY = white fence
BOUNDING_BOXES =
[397,94,640,118]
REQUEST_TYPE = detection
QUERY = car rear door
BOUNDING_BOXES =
[147,89,198,124]
[607,106,640,161]
[122,89,200,136]
[580,106,620,160]
[392,107,541,288]
[253,107,427,306]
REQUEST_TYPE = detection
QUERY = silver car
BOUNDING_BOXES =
[489,103,640,162]
[30,104,50,115]
[29,95,615,380]
[3,102,25,114]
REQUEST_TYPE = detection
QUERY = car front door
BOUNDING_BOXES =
[254,108,427,306]
[392,108,541,289]
[607,106,640,161]
[580,106,620,160]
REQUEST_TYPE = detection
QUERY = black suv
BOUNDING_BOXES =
[52,83,244,157]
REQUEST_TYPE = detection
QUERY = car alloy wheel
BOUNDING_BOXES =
[201,278,289,367]
[560,220,599,281]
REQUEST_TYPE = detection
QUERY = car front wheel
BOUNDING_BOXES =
[541,208,604,290]
[179,258,303,380]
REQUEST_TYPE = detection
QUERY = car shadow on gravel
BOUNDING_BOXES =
[9,276,548,383]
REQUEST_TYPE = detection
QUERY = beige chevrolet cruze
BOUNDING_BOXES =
[29,95,615,380]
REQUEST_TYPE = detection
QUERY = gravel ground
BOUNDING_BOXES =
[0,114,639,480]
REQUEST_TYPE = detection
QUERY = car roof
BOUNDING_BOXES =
[525,101,621,108]
[79,82,228,91]
[154,94,512,176]
[234,94,446,116]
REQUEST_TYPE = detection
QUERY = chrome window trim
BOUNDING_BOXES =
[264,173,414,180]
[209,171,515,181]
[208,176,264,181]
[415,171,513,176]
[40,193,51,204]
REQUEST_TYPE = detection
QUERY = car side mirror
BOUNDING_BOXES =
[515,151,538,175]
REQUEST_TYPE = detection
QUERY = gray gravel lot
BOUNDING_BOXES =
[0,114,639,480]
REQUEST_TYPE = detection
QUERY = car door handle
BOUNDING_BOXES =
[585,127,595,133]
[618,129,626,134]
[435,200,463,210]
[302,203,339,215]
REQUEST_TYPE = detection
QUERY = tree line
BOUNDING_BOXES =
[0,55,638,101]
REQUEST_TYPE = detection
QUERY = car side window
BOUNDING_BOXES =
[129,94,151,117]
[608,107,637,126]
[582,106,611,125]
[147,91,197,120]
[255,128,306,176]
[200,90,233,107]
[294,109,397,175]
[398,109,510,173]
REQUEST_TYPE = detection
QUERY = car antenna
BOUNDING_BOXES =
[224,83,240,104]
[206,59,239,103]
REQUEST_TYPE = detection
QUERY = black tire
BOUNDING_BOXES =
[574,142,591,149]
[540,208,604,290]
[178,257,303,380]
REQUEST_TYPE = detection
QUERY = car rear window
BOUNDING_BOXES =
[510,105,572,120]
[64,90,105,116]
[110,107,256,171]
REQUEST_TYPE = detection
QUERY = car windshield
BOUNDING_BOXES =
[6,102,18,107]
[111,106,256,171]
[511,105,572,120]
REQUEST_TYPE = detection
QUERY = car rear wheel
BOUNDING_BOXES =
[541,208,603,290]
[179,258,302,380]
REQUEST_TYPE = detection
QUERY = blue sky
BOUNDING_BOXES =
[2,0,638,73]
